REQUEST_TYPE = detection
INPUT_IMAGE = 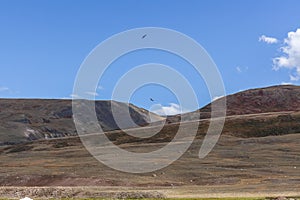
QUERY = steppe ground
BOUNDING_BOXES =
[0,112,299,198]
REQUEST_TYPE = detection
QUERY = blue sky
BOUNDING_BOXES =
[1,0,300,114]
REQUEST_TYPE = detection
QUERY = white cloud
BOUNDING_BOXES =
[290,75,299,81]
[70,94,78,98]
[151,103,189,116]
[273,28,300,81]
[259,35,278,44]
[236,66,248,73]
[212,95,224,101]
[97,85,104,90]
[281,82,292,85]
[85,91,99,96]
[70,92,99,99]
[0,86,9,92]
[70,94,80,98]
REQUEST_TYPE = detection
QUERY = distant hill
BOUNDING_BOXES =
[1,85,300,145]
[0,99,163,145]
[205,85,300,115]
[168,85,300,122]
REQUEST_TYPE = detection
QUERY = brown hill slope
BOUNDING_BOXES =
[1,85,300,145]
[0,99,163,145]
[206,85,300,115]
[168,85,300,122]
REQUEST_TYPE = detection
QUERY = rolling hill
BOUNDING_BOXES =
[0,85,300,145]
[168,85,300,122]
[0,99,163,145]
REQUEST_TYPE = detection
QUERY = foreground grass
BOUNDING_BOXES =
[0,198,270,200]
[0,197,300,200]
[1,198,300,200]
[53,198,299,200]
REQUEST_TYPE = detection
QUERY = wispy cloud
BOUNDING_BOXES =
[281,82,292,85]
[85,91,99,96]
[273,28,300,81]
[0,86,9,92]
[151,103,189,116]
[236,66,248,73]
[259,35,278,44]
[70,94,80,98]
[97,85,104,90]
[212,95,224,101]
[290,74,300,81]
[70,92,99,99]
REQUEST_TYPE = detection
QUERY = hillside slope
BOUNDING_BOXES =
[0,99,163,145]
[206,85,300,115]
[1,85,300,144]
[168,85,300,122]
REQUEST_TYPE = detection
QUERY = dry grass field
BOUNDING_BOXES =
[0,111,299,198]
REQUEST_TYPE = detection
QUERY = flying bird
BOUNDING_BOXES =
[150,98,154,102]
[142,34,147,39]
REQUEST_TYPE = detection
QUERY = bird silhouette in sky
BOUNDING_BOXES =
[150,98,154,102]
[142,34,147,39]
